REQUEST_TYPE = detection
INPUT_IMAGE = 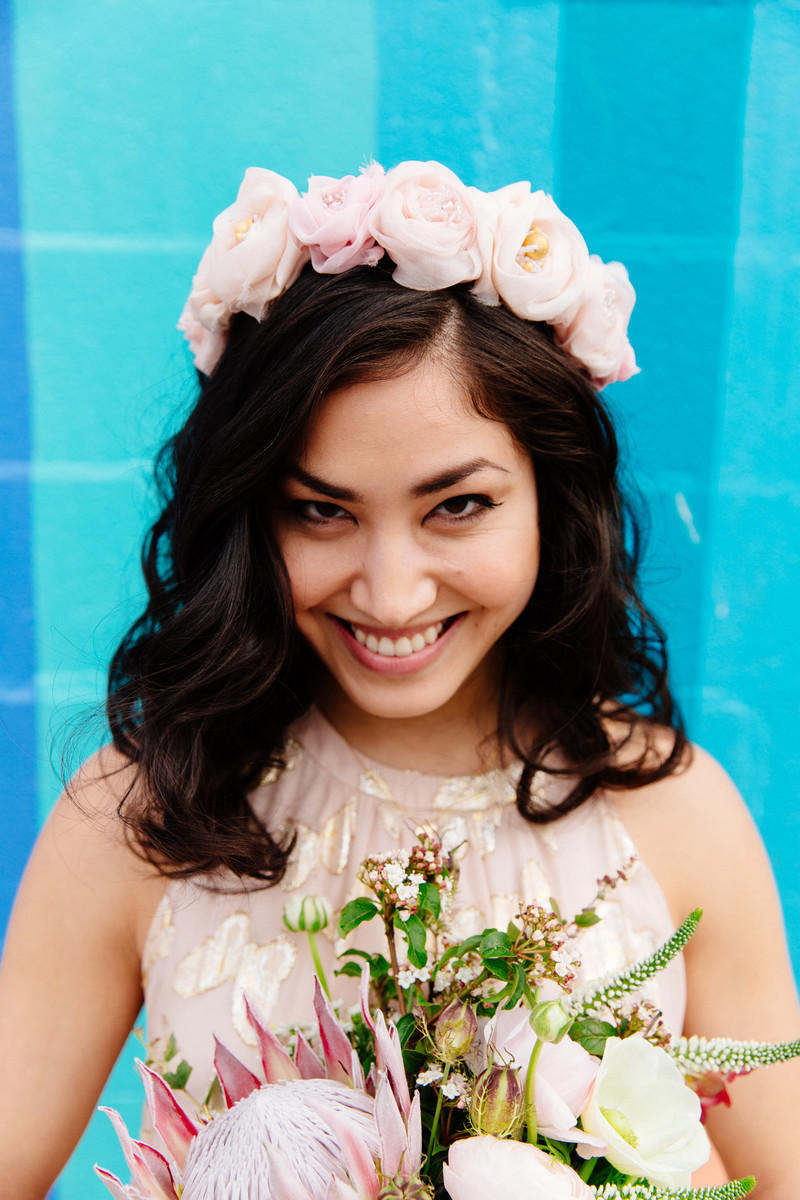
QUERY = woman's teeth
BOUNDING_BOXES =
[352,622,445,657]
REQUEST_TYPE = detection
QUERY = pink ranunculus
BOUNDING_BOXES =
[206,167,309,320]
[177,246,230,374]
[444,1136,594,1200]
[491,185,590,323]
[482,1007,603,1153]
[369,160,484,291]
[554,255,640,390]
[288,163,386,274]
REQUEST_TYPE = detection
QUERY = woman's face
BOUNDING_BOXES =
[275,355,539,725]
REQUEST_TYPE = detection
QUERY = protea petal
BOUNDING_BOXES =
[321,1105,380,1200]
[214,1034,261,1106]
[366,1063,379,1096]
[359,966,376,1035]
[135,1059,198,1170]
[244,992,301,1082]
[406,1090,423,1176]
[296,1030,327,1079]
[94,1165,147,1200]
[374,1011,411,1117]
[314,976,357,1086]
[375,1075,409,1179]
[99,1108,178,1200]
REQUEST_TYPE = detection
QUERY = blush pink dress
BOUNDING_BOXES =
[141,707,685,1115]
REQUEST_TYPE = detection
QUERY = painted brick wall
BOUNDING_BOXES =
[1,2,798,1193]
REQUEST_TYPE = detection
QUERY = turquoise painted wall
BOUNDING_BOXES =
[1,2,798,1194]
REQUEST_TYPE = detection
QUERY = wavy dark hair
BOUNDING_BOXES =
[107,260,686,882]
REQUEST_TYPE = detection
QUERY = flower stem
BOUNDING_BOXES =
[427,1062,451,1163]
[578,1157,597,1182]
[306,931,330,999]
[524,1037,544,1144]
[384,916,407,1016]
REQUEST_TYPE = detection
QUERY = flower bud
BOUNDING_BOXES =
[529,999,573,1044]
[469,1064,524,1137]
[283,894,332,933]
[432,1000,478,1063]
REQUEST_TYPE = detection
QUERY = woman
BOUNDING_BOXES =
[0,162,797,1198]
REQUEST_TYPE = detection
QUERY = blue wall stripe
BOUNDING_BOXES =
[0,0,38,942]
[556,0,754,724]
[376,0,561,191]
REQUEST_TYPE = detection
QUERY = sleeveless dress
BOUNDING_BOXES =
[141,707,685,1114]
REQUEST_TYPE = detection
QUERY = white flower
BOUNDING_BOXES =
[444,1136,594,1200]
[580,1037,710,1188]
[384,861,407,888]
[441,1072,468,1100]
[417,1066,444,1087]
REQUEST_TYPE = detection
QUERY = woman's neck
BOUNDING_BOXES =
[313,674,505,776]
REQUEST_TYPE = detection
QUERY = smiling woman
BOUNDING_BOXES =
[277,361,539,746]
[0,162,798,1199]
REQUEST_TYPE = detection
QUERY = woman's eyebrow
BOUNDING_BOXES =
[410,457,510,498]
[286,457,509,503]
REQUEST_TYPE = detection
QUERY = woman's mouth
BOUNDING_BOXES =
[330,614,463,673]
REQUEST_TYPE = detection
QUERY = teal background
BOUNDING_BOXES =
[1,1,798,1195]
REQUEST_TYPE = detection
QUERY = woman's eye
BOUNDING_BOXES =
[291,500,351,523]
[429,494,497,521]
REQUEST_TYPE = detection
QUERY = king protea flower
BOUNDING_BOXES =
[96,975,422,1200]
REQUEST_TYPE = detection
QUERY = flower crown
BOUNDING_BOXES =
[179,160,639,390]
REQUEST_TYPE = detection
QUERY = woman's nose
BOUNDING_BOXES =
[349,534,438,628]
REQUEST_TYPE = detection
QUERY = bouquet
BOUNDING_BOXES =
[98,832,800,1199]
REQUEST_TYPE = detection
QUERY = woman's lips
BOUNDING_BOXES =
[330,614,465,675]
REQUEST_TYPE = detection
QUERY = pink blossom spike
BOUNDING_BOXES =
[243,993,300,1082]
[313,975,355,1085]
[322,1106,380,1200]
[213,1035,261,1106]
[374,1011,411,1116]
[93,1165,141,1200]
[135,1060,198,1170]
[406,1090,423,1176]
[295,1029,327,1079]
[264,1142,318,1200]
[374,1075,409,1180]
[359,965,376,1035]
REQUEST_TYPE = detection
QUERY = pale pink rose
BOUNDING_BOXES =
[483,1008,603,1152]
[289,163,386,273]
[206,167,309,320]
[491,185,590,322]
[554,255,640,390]
[177,246,230,375]
[444,1136,594,1200]
[369,160,484,290]
[468,180,529,306]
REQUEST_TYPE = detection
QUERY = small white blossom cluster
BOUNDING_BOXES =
[359,831,453,919]
[397,964,431,989]
[416,1065,469,1106]
[517,904,581,991]
[433,953,483,994]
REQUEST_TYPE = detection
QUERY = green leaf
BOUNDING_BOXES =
[395,912,428,968]
[164,1033,178,1062]
[570,1017,616,1056]
[396,1011,418,1049]
[480,930,512,958]
[574,911,601,928]
[163,1059,191,1090]
[506,920,521,939]
[418,881,441,922]
[334,962,364,978]
[502,963,527,1009]
[338,898,380,935]
[484,957,510,981]
[456,933,484,956]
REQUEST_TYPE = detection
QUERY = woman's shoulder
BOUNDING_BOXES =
[607,728,776,928]
[36,744,170,954]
